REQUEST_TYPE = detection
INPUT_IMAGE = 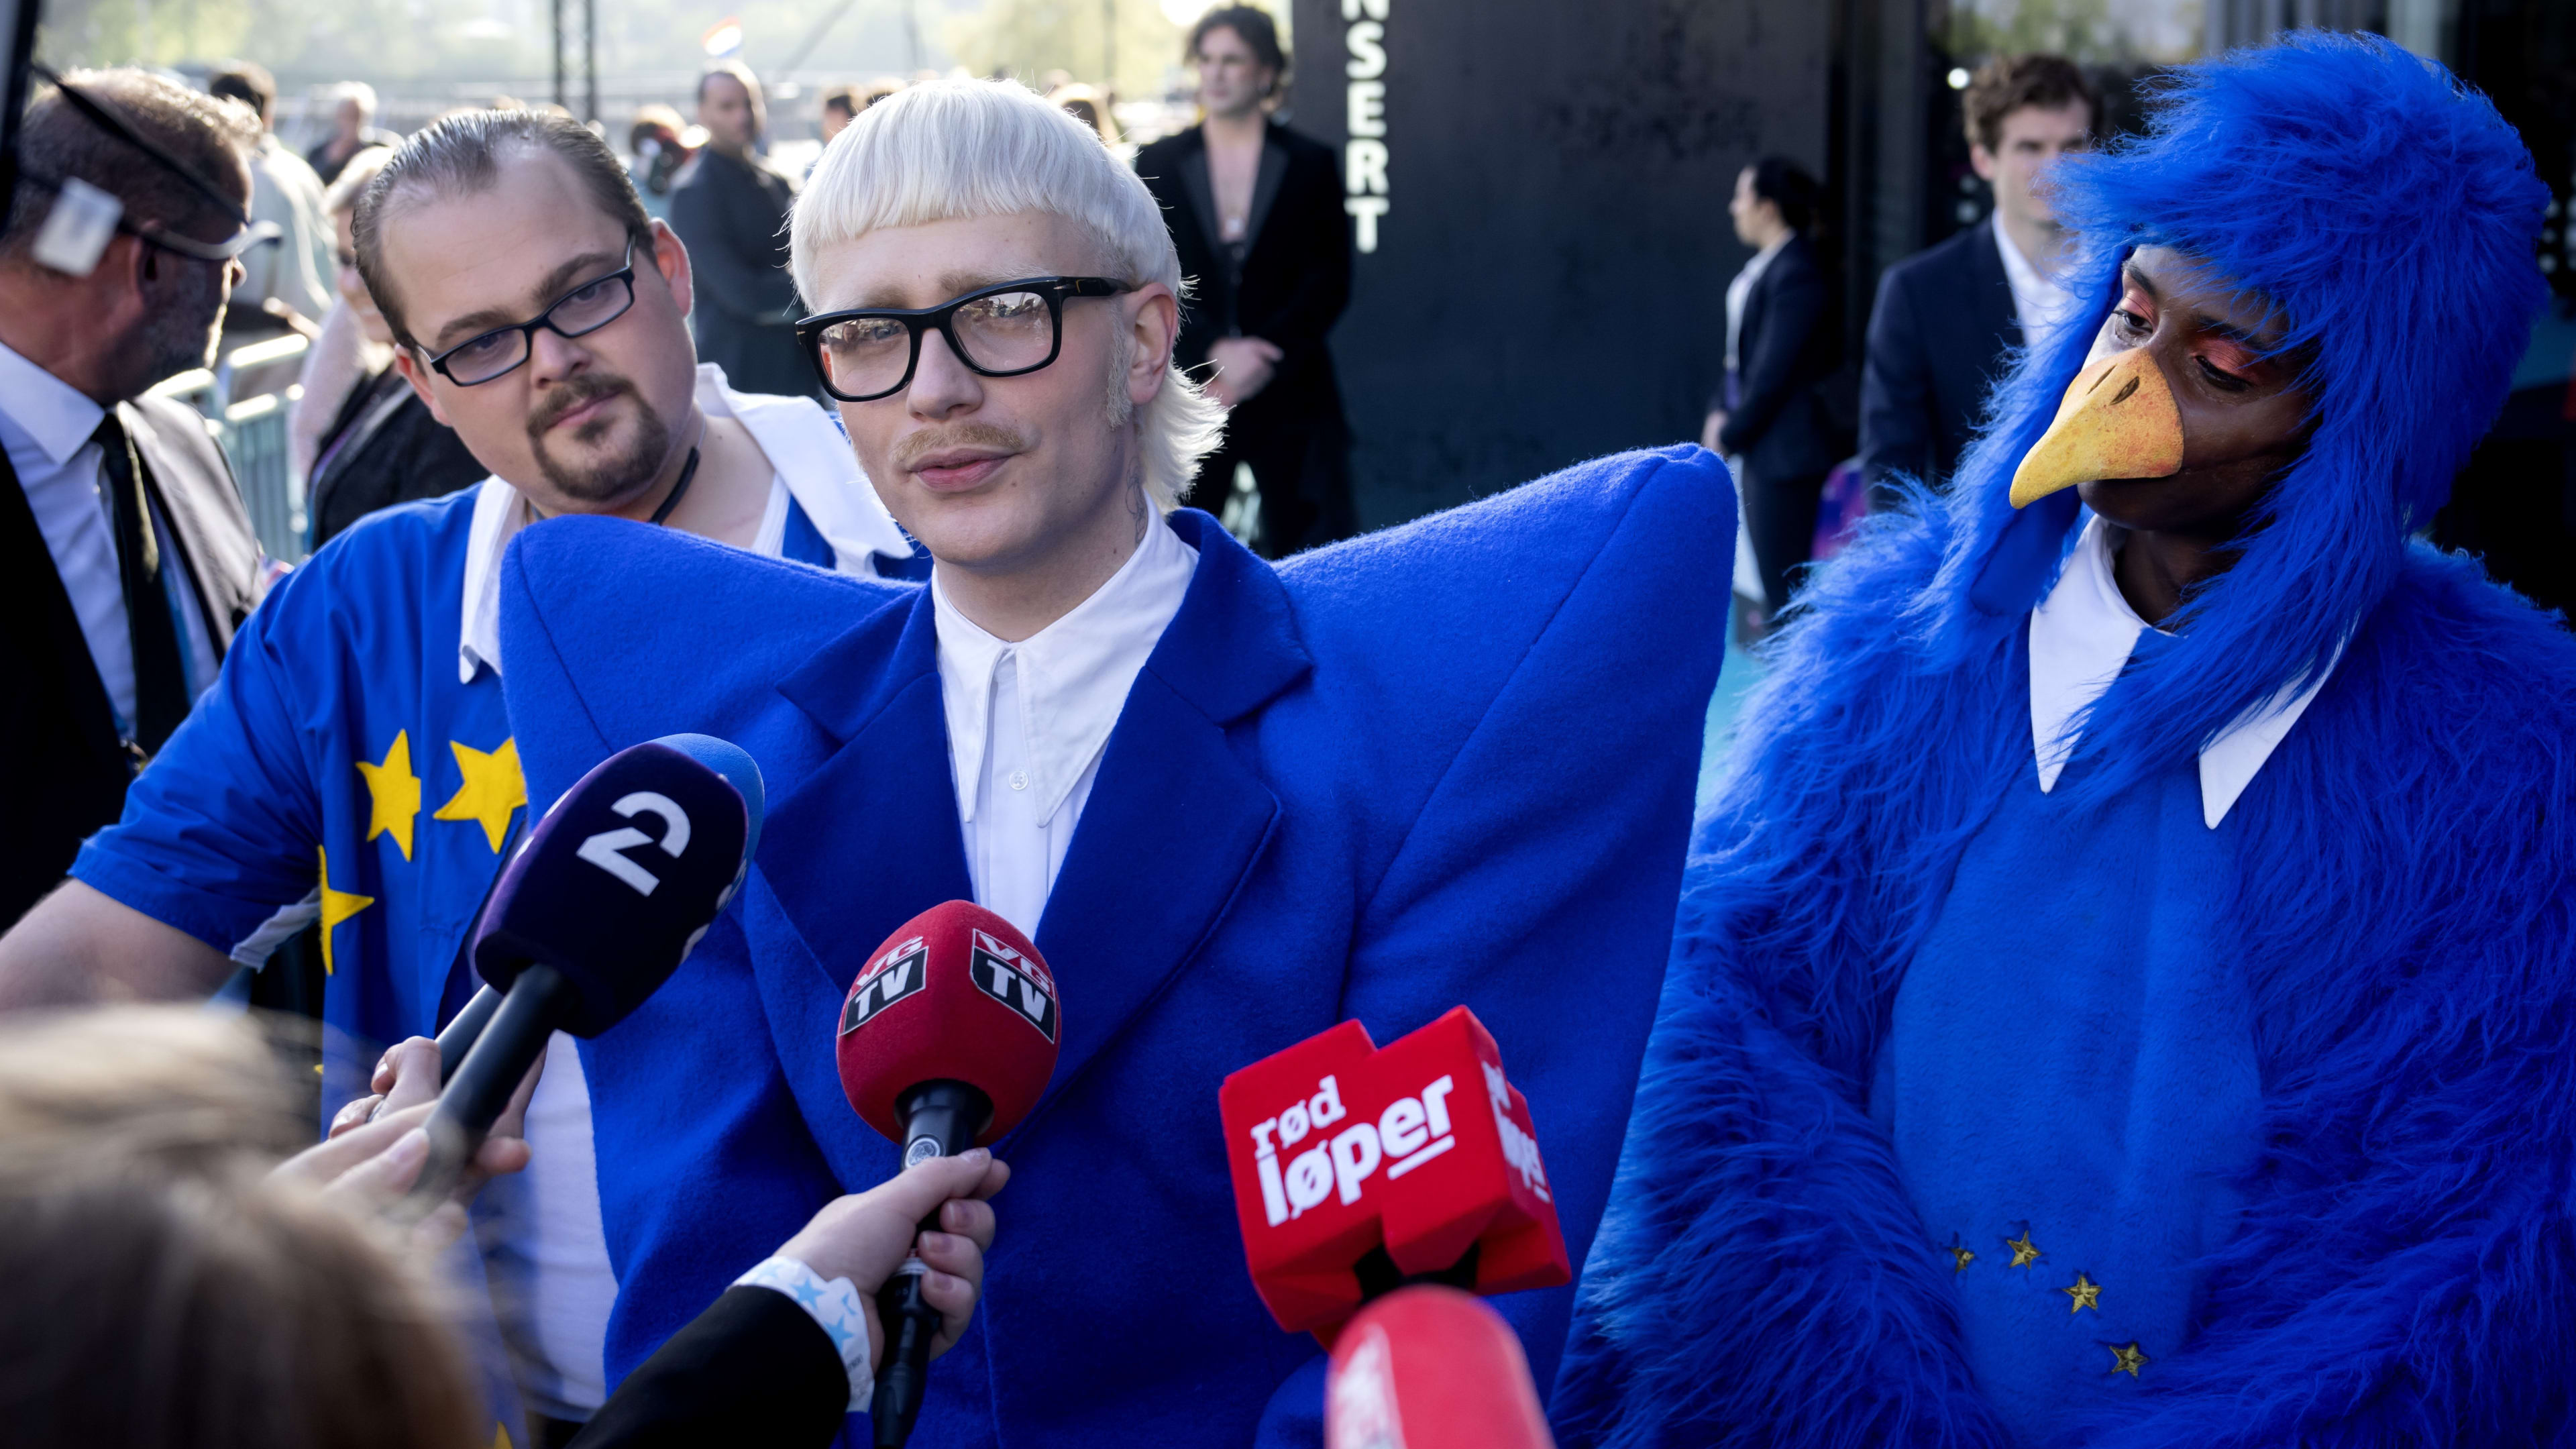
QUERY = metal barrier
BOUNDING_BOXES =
[147,336,313,565]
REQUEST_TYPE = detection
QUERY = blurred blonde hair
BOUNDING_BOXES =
[0,1008,480,1449]
[791,78,1224,512]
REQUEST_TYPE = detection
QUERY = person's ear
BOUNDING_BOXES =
[650,220,694,320]
[1126,282,1179,409]
[390,347,455,426]
[1968,143,1999,183]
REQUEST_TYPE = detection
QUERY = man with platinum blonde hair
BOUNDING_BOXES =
[496,78,1736,1444]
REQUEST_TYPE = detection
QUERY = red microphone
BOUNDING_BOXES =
[1218,1006,1568,1343]
[1326,1286,1557,1449]
[837,901,1061,1447]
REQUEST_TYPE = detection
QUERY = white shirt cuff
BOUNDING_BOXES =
[734,1256,875,1413]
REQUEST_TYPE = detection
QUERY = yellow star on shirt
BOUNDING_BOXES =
[2006,1230,2043,1269]
[1944,1236,1976,1274]
[317,847,373,977]
[2063,1271,2102,1313]
[2110,1341,2150,1378]
[435,737,526,851]
[355,731,422,860]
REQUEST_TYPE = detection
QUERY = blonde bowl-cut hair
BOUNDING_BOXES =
[792,78,1225,513]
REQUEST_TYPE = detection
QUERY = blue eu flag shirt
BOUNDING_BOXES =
[72,366,916,1426]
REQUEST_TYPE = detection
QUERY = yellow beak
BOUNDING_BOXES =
[2007,347,2186,508]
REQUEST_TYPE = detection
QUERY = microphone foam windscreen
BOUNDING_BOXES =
[837,901,1061,1146]
[1326,1286,1555,1449]
[473,736,760,1036]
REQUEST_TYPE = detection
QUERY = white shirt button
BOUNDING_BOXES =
[1009,771,1028,791]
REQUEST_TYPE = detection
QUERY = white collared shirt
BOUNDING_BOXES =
[0,339,221,733]
[1993,211,2079,363]
[1724,234,1790,375]
[2029,517,2337,828]
[934,510,1198,938]
[455,362,913,682]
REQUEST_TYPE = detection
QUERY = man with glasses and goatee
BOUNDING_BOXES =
[0,106,916,1447]
[0,69,271,931]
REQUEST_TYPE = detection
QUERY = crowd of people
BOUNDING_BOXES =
[0,12,2571,1449]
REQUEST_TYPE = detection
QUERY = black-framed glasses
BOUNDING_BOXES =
[423,240,641,386]
[796,276,1129,402]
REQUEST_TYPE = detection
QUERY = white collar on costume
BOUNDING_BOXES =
[456,363,912,682]
[2028,515,2339,829]
[931,508,1197,830]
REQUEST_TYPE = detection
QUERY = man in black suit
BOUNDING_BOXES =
[0,69,269,929]
[1136,6,1356,556]
[669,62,811,398]
[1703,157,1842,619]
[1860,54,2094,503]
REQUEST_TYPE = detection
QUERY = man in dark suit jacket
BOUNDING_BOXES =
[1136,6,1356,556]
[0,69,268,929]
[1860,54,2095,503]
[1705,158,1842,616]
[669,63,812,398]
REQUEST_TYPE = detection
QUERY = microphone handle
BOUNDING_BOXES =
[871,1079,993,1449]
[402,964,579,1217]
[433,985,503,1086]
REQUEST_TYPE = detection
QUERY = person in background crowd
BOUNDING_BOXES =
[819,83,861,145]
[625,104,693,225]
[0,68,268,930]
[1860,54,2093,502]
[1703,156,1841,629]
[306,80,400,186]
[668,61,810,397]
[1135,6,1355,555]
[292,146,486,546]
[205,60,335,343]
[1049,82,1120,146]
[0,107,916,1444]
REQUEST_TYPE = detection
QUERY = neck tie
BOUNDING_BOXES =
[93,413,191,753]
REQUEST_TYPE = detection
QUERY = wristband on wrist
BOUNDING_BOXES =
[735,1256,875,1412]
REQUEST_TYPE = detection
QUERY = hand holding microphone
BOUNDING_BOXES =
[835,901,1062,1448]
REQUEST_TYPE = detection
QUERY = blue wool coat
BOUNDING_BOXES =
[496,447,1732,1446]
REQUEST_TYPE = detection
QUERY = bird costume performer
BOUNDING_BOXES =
[1556,34,2574,1449]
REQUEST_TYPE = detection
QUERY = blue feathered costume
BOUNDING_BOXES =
[1555,34,2576,1449]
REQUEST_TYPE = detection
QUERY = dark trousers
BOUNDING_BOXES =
[1191,394,1356,559]
[1742,464,1829,614]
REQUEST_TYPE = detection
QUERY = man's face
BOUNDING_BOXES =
[123,154,252,394]
[1727,166,1768,248]
[1972,101,2090,231]
[335,99,364,140]
[2074,245,2311,537]
[804,210,1177,578]
[700,74,760,150]
[1194,26,1274,121]
[382,148,702,513]
[821,100,853,144]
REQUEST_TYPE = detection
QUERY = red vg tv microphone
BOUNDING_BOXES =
[1220,1006,1570,1343]
[1326,1286,1556,1449]
[837,901,1061,1448]
[407,734,763,1208]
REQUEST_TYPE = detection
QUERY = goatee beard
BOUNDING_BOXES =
[528,374,672,504]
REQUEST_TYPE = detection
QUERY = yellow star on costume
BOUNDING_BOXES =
[2110,1341,2150,1378]
[1945,1236,1976,1274]
[2006,1230,2043,1269]
[317,847,373,977]
[355,731,423,859]
[2063,1272,2102,1313]
[435,737,526,851]
[492,1426,515,1449]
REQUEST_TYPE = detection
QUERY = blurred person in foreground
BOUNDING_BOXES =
[489,76,1727,1446]
[307,80,400,186]
[1561,35,2576,1448]
[1136,5,1355,555]
[291,145,486,545]
[0,1006,1006,1448]
[206,60,336,343]
[1702,156,1841,628]
[0,106,915,1440]
[1861,54,2094,502]
[624,105,693,223]
[669,61,810,396]
[0,68,270,930]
